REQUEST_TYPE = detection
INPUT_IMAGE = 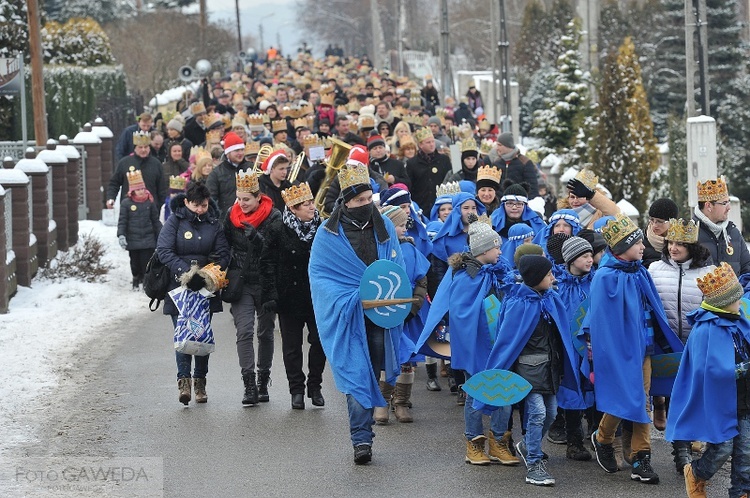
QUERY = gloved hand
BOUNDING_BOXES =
[118,235,127,249]
[261,300,277,313]
[566,178,595,200]
[242,222,257,240]
[187,274,207,292]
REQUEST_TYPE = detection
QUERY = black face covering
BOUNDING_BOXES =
[345,202,374,225]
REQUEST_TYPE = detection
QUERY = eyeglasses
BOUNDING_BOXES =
[648,218,668,226]
[711,200,730,206]
[505,202,525,208]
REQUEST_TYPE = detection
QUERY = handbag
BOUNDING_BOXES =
[143,250,171,311]
[221,267,244,303]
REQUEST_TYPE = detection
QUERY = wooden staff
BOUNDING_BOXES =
[361,297,419,309]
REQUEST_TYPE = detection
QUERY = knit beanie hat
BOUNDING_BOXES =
[649,198,679,220]
[380,205,408,228]
[497,132,514,149]
[467,214,500,257]
[562,236,593,267]
[427,116,442,127]
[167,119,183,133]
[379,186,412,207]
[546,233,570,265]
[577,228,607,256]
[500,182,529,203]
[367,134,386,151]
[518,255,552,287]
[513,243,544,268]
[697,262,744,309]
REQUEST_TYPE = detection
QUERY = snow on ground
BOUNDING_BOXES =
[0,221,146,454]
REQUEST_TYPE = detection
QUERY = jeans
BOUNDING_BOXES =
[278,312,326,394]
[171,315,209,379]
[128,248,152,280]
[524,393,557,464]
[231,285,275,376]
[464,393,511,440]
[692,413,750,498]
[345,323,386,447]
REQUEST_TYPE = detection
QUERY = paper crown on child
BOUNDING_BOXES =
[414,127,433,143]
[574,169,599,190]
[236,170,259,194]
[126,169,146,191]
[697,176,729,203]
[271,119,287,134]
[169,175,187,191]
[338,164,371,191]
[281,183,314,208]
[460,137,478,154]
[697,262,744,309]
[665,218,699,244]
[476,165,501,185]
[436,181,461,197]
[601,213,643,254]
[132,131,150,147]
[479,138,495,155]
[320,93,335,106]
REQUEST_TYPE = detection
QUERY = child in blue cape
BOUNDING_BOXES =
[667,263,750,497]
[534,209,581,256]
[500,223,535,269]
[545,232,570,277]
[586,214,683,484]
[482,254,581,487]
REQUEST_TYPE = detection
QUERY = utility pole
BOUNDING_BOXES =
[199,0,207,47]
[234,0,242,53]
[397,0,405,75]
[498,0,511,131]
[685,0,710,116]
[490,0,498,124]
[438,0,452,102]
[25,0,47,145]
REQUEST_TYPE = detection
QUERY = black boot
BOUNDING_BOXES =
[672,441,692,475]
[242,372,258,406]
[257,370,271,402]
[425,363,442,391]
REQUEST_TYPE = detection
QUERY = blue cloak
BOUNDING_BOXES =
[581,251,683,423]
[533,209,582,254]
[400,239,432,364]
[431,193,486,263]
[500,223,535,269]
[429,193,455,221]
[491,203,546,237]
[666,308,750,444]
[407,205,433,257]
[309,215,405,409]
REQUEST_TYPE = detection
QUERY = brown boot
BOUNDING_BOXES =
[374,381,394,425]
[652,396,667,431]
[194,378,207,403]
[465,435,490,465]
[393,382,413,423]
[178,378,191,405]
[488,432,520,465]
[684,464,707,498]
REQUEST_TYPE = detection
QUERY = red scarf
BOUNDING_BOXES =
[229,193,273,229]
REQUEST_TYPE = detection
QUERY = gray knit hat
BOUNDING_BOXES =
[562,236,593,267]
[497,132,514,148]
[468,215,500,257]
[167,118,183,133]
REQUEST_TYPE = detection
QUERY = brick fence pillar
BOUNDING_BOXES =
[16,148,52,267]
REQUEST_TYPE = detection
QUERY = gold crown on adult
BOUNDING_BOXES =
[126,169,146,190]
[205,128,223,142]
[231,116,247,129]
[414,127,433,143]
[298,102,314,117]
[236,170,259,193]
[293,117,308,129]
[436,181,461,197]
[460,137,478,154]
[602,213,640,248]
[697,176,729,202]
[201,262,228,291]
[409,93,422,108]
[190,146,211,163]
[302,134,323,148]
[132,131,150,147]
[271,119,287,133]
[247,114,264,127]
[338,164,370,191]
[190,101,206,115]
[358,115,376,130]
[281,183,314,207]
[477,165,501,184]
[169,175,187,191]
[202,113,221,130]
[575,169,599,190]
[479,138,494,155]
[244,141,260,156]
[666,218,699,244]
[696,262,741,305]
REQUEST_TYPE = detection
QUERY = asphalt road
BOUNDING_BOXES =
[3,308,734,497]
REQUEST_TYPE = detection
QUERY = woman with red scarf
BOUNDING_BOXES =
[223,169,283,407]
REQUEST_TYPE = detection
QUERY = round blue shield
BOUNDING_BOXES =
[359,259,411,328]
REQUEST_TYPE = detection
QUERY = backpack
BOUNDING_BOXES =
[143,251,171,311]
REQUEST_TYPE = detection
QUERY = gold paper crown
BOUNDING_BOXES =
[478,119,491,132]
[479,138,494,155]
[279,106,295,119]
[203,113,221,129]
[319,83,334,95]
[696,262,740,304]
[169,175,187,191]
[359,115,375,130]
[247,113,264,127]
[299,103,314,117]
[575,169,599,190]
[402,114,421,126]
[271,119,288,133]
[293,117,308,129]
[477,213,493,227]
[132,131,150,147]
[347,101,361,113]
[338,165,371,191]
[205,128,223,142]
[414,127,433,143]
[221,114,232,130]
[461,137,478,154]
[436,182,461,197]
[126,169,145,189]
[602,213,640,249]
[281,183,314,207]
[320,93,335,106]
[190,146,211,163]
[236,169,259,193]
[409,93,422,108]
[697,176,729,202]
[245,141,260,156]
[190,101,206,115]
[666,218,699,244]
[302,134,323,148]
[231,116,246,129]
[200,262,228,291]
[477,165,501,184]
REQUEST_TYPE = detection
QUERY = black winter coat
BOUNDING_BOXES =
[184,116,206,147]
[156,194,230,315]
[162,158,189,186]
[694,216,750,276]
[369,156,410,188]
[258,174,292,212]
[259,219,317,317]
[107,154,167,207]
[405,151,453,212]
[223,204,283,299]
[493,153,539,198]
[117,197,161,250]
[206,158,251,214]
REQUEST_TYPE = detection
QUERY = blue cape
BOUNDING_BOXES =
[500,224,535,269]
[431,193,485,262]
[400,239,432,364]
[309,215,405,409]
[666,308,750,444]
[430,194,454,221]
[533,209,582,254]
[407,205,433,257]
[581,251,683,423]
[416,258,507,374]
[491,203,546,236]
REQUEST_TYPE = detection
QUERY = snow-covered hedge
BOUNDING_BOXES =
[42,18,115,66]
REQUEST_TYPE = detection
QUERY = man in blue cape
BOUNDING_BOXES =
[309,162,405,465]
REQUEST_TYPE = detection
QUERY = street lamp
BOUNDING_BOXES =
[259,13,275,56]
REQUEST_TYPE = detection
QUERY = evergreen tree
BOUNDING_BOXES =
[519,65,556,136]
[513,0,547,94]
[704,0,745,111]
[0,0,29,57]
[590,37,658,215]
[651,116,689,217]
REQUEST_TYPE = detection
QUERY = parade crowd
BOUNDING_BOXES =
[108,52,750,497]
